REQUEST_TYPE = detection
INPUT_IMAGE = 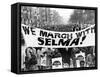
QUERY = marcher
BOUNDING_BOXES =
[24,47,37,71]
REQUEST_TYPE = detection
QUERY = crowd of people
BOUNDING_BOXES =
[21,46,95,71]
[21,6,95,72]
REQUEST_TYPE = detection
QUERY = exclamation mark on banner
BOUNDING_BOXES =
[80,36,86,44]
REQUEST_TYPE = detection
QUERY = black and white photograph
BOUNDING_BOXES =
[0,0,99,76]
[20,5,96,72]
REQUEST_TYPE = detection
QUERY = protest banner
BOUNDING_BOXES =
[40,56,47,66]
[21,24,95,48]
[52,57,62,69]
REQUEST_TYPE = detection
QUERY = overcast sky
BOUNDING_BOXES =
[50,8,74,24]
